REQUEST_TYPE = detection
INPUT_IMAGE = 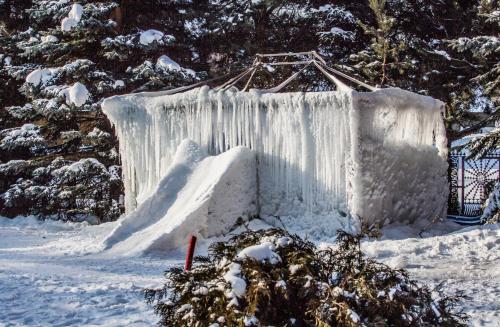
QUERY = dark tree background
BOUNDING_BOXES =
[0,0,498,222]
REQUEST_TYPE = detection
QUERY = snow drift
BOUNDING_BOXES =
[102,86,447,245]
[103,139,257,254]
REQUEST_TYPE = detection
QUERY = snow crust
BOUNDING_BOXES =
[102,140,257,254]
[103,86,447,233]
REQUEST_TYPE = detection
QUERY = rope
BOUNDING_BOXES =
[319,62,377,91]
[242,65,259,91]
[151,51,377,96]
[311,50,327,65]
[256,51,316,58]
[313,61,351,92]
[260,61,314,94]
[224,65,260,90]
[215,65,258,90]
[265,61,316,66]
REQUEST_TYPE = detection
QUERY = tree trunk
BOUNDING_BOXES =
[254,8,269,53]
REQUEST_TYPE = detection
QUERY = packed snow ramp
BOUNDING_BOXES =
[103,140,257,254]
[103,86,447,246]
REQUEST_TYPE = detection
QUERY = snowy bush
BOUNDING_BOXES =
[0,124,46,158]
[86,127,112,147]
[145,228,466,326]
[0,157,123,222]
[481,182,500,224]
[102,31,176,61]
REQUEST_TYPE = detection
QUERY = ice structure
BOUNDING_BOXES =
[102,86,448,249]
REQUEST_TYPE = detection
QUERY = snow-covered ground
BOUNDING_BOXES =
[0,217,177,327]
[362,221,500,327]
[0,216,499,326]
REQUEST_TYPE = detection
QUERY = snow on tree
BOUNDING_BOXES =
[481,181,500,223]
[449,0,499,154]
[0,0,498,221]
[0,124,46,159]
[0,0,200,221]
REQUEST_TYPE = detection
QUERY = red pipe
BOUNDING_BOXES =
[184,235,197,271]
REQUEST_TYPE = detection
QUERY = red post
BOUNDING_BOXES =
[184,235,197,271]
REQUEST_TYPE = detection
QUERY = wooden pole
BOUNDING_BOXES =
[184,235,197,271]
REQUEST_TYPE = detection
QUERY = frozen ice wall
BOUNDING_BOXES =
[349,89,448,224]
[103,87,352,219]
[103,86,447,228]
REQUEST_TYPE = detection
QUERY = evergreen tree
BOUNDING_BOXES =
[450,0,499,155]
[0,0,199,221]
[0,0,498,221]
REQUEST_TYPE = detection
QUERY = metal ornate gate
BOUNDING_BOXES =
[448,150,500,223]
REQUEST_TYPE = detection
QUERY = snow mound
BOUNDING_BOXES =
[62,82,89,107]
[139,29,164,45]
[157,55,181,71]
[103,140,257,255]
[26,68,59,86]
[68,3,83,21]
[61,17,78,31]
[41,35,58,43]
[156,55,196,77]
[237,242,281,264]
[61,4,83,31]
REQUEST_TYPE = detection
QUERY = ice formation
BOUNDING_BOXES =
[350,90,448,224]
[102,86,447,239]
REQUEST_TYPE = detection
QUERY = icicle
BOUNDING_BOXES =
[103,88,354,216]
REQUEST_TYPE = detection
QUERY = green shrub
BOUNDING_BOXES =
[145,228,466,326]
